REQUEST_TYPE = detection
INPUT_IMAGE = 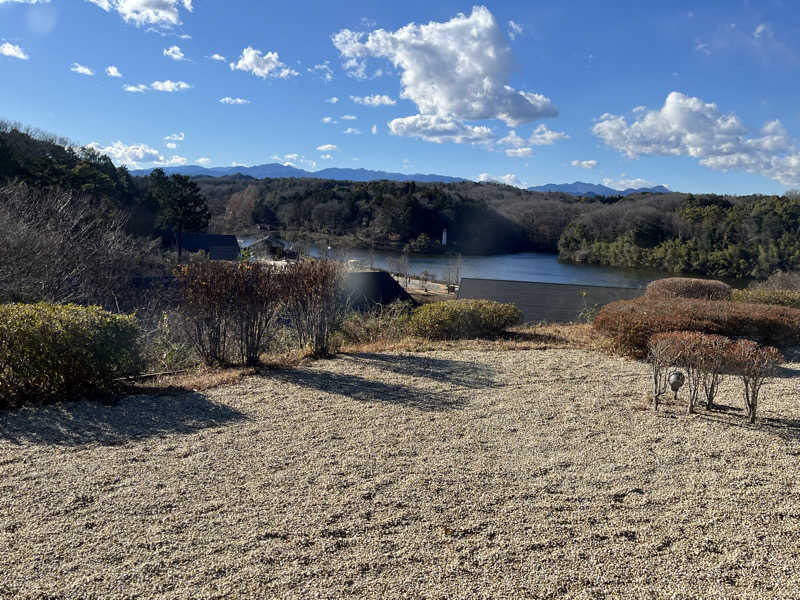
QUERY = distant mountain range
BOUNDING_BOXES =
[130,163,465,183]
[131,165,672,197]
[527,181,671,197]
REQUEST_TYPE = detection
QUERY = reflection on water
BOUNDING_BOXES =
[238,236,669,288]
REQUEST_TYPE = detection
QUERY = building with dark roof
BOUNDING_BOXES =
[457,278,643,324]
[168,233,241,261]
[345,271,416,311]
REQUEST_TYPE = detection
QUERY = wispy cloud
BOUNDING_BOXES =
[0,42,28,60]
[70,62,94,76]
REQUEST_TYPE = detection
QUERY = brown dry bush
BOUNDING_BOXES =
[594,296,800,357]
[724,339,783,424]
[175,261,283,366]
[645,277,732,301]
[649,332,732,414]
[283,259,345,358]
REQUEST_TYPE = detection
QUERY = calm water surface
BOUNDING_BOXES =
[239,237,668,288]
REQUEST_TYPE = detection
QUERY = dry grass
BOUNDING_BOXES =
[3,345,800,599]
[342,322,603,354]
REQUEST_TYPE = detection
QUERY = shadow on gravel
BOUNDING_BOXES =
[697,411,800,442]
[342,353,497,389]
[0,393,246,447]
[273,368,470,412]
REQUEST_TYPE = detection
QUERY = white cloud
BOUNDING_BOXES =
[320,153,334,160]
[593,91,800,186]
[210,53,226,62]
[70,62,94,76]
[389,114,494,144]
[332,6,557,145]
[87,140,163,166]
[271,153,316,170]
[506,147,533,157]
[163,45,185,61]
[498,129,526,148]
[325,96,339,104]
[309,62,333,81]
[507,20,523,41]
[371,124,378,135]
[230,47,299,79]
[163,154,187,166]
[105,65,122,77]
[351,94,396,106]
[124,83,148,93]
[196,157,212,165]
[344,127,361,135]
[341,114,357,120]
[571,160,598,169]
[164,132,184,141]
[316,144,338,152]
[86,0,192,28]
[165,142,177,149]
[321,117,337,124]
[151,79,191,91]
[602,176,657,190]
[529,123,569,145]
[219,96,250,104]
[753,23,772,39]
[477,172,524,187]
[0,42,28,60]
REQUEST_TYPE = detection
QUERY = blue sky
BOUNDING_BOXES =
[2,0,799,194]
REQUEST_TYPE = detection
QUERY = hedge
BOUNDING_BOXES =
[0,303,139,406]
[408,299,522,340]
[593,296,800,357]
[732,288,800,310]
[645,277,732,301]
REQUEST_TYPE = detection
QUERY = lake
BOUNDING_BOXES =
[239,237,668,288]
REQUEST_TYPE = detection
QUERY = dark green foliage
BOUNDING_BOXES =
[408,299,522,340]
[0,303,140,406]
[559,193,800,279]
[0,121,157,236]
[150,169,210,258]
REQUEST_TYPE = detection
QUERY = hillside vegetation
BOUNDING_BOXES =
[4,120,800,278]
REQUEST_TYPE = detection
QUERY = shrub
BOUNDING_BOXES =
[0,303,139,406]
[645,277,732,301]
[649,332,732,413]
[283,260,345,358]
[338,301,413,345]
[594,296,800,357]
[724,340,783,424]
[408,299,522,340]
[175,261,283,366]
[751,270,800,291]
[732,288,800,310]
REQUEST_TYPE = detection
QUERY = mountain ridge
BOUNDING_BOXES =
[527,181,671,197]
[130,163,466,183]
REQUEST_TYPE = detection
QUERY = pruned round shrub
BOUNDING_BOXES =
[645,277,732,301]
[732,288,800,310]
[0,302,140,406]
[593,296,800,357]
[408,299,522,340]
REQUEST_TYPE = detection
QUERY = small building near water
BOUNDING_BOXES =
[170,233,241,261]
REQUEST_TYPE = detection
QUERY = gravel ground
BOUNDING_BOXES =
[2,348,800,599]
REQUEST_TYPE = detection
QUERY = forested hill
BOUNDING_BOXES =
[204,175,800,279]
[4,120,800,279]
[0,121,158,235]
